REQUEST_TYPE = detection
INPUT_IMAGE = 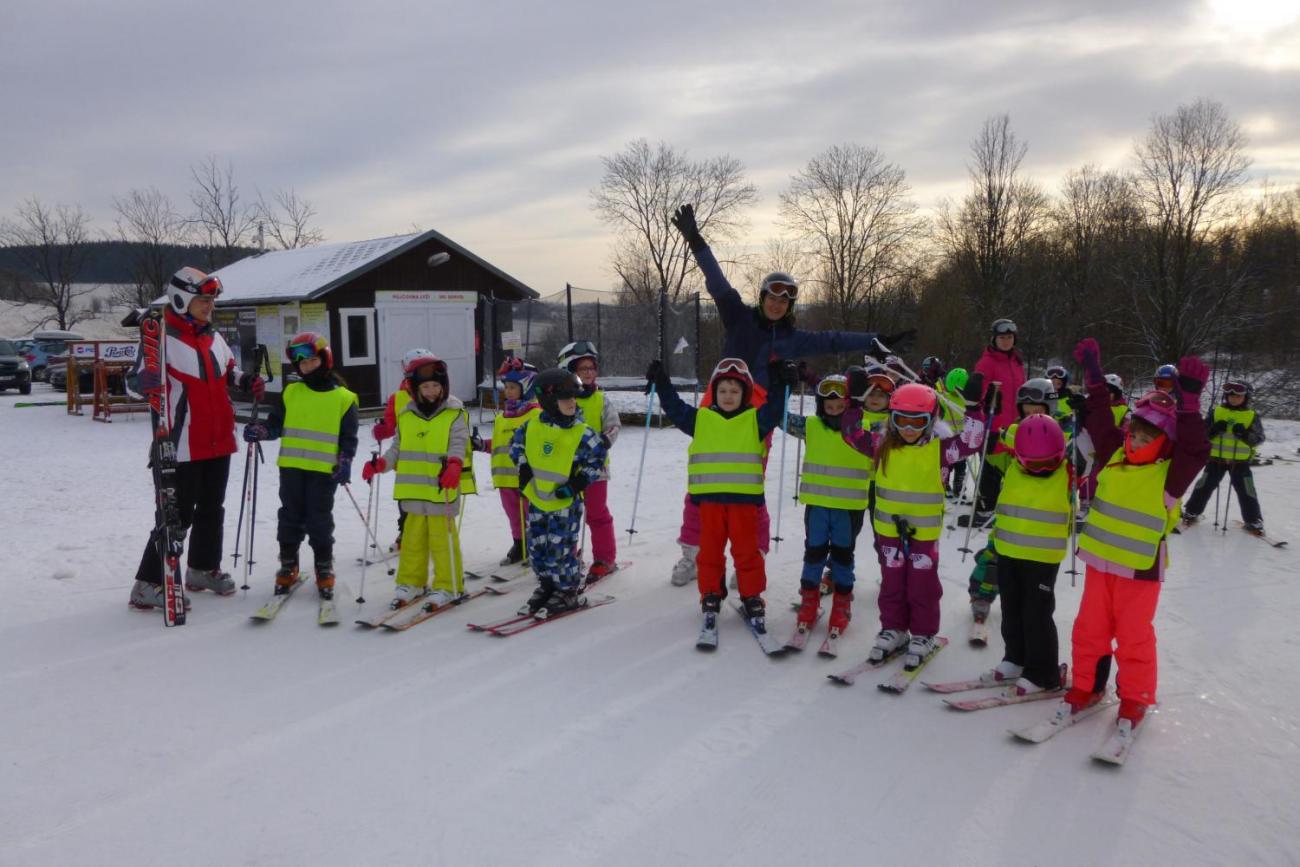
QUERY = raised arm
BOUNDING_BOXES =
[672,205,749,328]
[647,359,697,436]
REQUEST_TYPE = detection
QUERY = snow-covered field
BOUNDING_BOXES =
[2,388,1298,867]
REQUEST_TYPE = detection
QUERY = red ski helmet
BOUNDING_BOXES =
[286,332,332,370]
[1014,414,1066,470]
[889,383,938,415]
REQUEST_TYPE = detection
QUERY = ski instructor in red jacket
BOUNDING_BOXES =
[969,317,1027,523]
[128,267,267,611]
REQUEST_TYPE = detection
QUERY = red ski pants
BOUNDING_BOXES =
[696,502,766,600]
[1071,565,1161,706]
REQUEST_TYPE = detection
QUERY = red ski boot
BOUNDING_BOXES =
[828,589,852,633]
[796,586,821,629]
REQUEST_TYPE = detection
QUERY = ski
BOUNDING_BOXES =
[490,563,532,583]
[696,611,719,651]
[878,637,949,694]
[250,574,309,622]
[784,609,824,652]
[827,645,908,686]
[380,586,509,632]
[732,602,786,656]
[816,627,843,658]
[969,618,990,647]
[478,593,616,637]
[923,676,1004,694]
[140,310,187,627]
[944,686,1066,711]
[582,559,632,589]
[1091,712,1151,766]
[1010,697,1117,744]
[354,593,429,629]
[318,597,339,626]
[1235,521,1288,548]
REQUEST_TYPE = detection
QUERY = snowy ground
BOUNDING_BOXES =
[2,387,1298,866]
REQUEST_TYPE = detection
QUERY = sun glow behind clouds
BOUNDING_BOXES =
[1205,0,1300,34]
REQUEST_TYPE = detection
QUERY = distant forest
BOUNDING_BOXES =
[0,241,258,285]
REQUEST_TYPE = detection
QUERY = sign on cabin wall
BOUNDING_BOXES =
[375,290,476,305]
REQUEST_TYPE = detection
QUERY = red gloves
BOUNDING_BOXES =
[438,457,463,490]
[372,419,395,442]
[361,457,387,483]
[239,373,266,399]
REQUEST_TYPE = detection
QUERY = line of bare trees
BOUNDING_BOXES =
[591,100,1299,414]
[1,156,324,329]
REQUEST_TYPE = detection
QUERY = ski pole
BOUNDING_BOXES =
[232,444,252,572]
[244,433,264,592]
[959,384,1000,562]
[1066,415,1081,587]
[1220,460,1236,536]
[625,383,656,544]
[792,378,805,502]
[1212,461,1223,529]
[354,472,377,605]
[520,495,530,568]
[772,383,792,550]
[443,479,462,598]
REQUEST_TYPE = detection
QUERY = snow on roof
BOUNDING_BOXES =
[207,229,538,306]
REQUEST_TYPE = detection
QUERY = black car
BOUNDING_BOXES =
[0,339,33,394]
[47,352,127,395]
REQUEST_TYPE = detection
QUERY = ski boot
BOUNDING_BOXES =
[500,539,524,566]
[739,594,767,633]
[956,510,993,529]
[537,587,583,619]
[981,659,1023,686]
[827,589,852,633]
[868,628,909,663]
[185,567,236,595]
[519,581,555,616]
[1181,511,1200,528]
[273,561,300,596]
[314,560,335,601]
[390,583,426,610]
[128,580,192,611]
[904,634,938,670]
[670,544,698,587]
[1243,519,1265,536]
[585,560,618,585]
[1118,699,1149,728]
[1063,686,1105,715]
[795,585,821,630]
[425,589,457,609]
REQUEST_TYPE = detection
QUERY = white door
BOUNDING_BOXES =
[378,304,475,402]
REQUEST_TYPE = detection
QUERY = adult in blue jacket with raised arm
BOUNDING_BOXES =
[665,204,916,587]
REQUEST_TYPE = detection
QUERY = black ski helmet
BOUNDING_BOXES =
[759,271,799,311]
[534,367,583,417]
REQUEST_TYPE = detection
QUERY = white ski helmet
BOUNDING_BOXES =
[557,340,599,372]
[168,266,222,314]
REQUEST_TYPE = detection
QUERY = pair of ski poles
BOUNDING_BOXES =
[231,346,272,592]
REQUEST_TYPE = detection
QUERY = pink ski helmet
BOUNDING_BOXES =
[1130,390,1177,441]
[1013,414,1066,470]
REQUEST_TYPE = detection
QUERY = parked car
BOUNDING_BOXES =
[0,339,33,394]
[21,330,84,381]
[47,351,127,395]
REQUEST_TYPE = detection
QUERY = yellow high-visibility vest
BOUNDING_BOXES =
[687,409,764,496]
[993,460,1071,564]
[277,382,357,474]
[1078,454,1176,570]
[872,438,945,541]
[799,416,872,510]
[522,419,588,512]
[491,406,540,489]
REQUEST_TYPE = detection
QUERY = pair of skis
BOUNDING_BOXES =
[354,585,511,631]
[923,663,1070,711]
[696,602,786,655]
[249,573,337,626]
[783,611,846,658]
[1009,696,1145,766]
[827,637,949,693]
[467,592,616,637]
[140,310,186,627]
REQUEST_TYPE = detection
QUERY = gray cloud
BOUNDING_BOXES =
[1,0,1296,294]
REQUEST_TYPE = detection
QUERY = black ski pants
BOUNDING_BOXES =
[1184,460,1262,524]
[276,466,337,564]
[135,455,231,585]
[998,555,1062,689]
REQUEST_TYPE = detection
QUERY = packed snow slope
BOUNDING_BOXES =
[2,390,1298,867]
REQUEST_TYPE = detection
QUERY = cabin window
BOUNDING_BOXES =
[339,308,376,365]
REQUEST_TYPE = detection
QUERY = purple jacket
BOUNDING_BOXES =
[695,244,879,390]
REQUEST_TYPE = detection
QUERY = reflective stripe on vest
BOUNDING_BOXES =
[798,416,873,509]
[522,419,587,512]
[687,409,764,496]
[490,406,540,489]
[392,405,467,504]
[1209,406,1256,461]
[276,382,357,474]
[872,438,945,541]
[993,460,1071,564]
[1077,455,1174,570]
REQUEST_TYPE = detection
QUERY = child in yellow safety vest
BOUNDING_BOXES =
[361,352,475,610]
[510,367,608,618]
[1180,379,1267,535]
[778,367,870,647]
[477,358,540,566]
[648,357,786,636]
[242,332,358,600]
[840,375,989,670]
[1059,338,1210,743]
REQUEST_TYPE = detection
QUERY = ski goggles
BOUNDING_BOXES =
[992,319,1018,335]
[1045,365,1068,380]
[172,273,223,298]
[711,357,752,379]
[1019,455,1064,474]
[764,281,798,300]
[286,342,318,362]
[890,411,932,431]
[1222,380,1249,396]
[1153,375,1177,390]
[816,376,848,398]
[1134,391,1176,412]
[866,373,895,394]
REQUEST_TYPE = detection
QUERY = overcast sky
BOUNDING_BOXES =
[2,0,1297,296]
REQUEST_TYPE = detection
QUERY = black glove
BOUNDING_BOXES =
[470,428,485,453]
[846,366,870,403]
[517,464,533,490]
[671,204,704,250]
[599,433,612,451]
[1209,420,1229,436]
[881,329,917,356]
[767,358,799,389]
[866,338,891,362]
[960,371,987,406]
[1232,423,1248,438]
[1065,391,1087,414]
[330,456,352,484]
[645,359,665,394]
[555,472,590,500]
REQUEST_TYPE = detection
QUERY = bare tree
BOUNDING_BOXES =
[592,139,758,303]
[740,236,815,296]
[0,197,96,330]
[938,114,1048,322]
[779,143,923,331]
[1128,99,1252,361]
[256,187,325,250]
[112,186,188,309]
[189,155,257,269]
